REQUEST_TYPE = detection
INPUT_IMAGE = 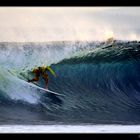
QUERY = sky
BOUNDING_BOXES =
[0,7,140,42]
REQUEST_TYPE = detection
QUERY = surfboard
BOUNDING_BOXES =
[34,85,62,96]
[26,81,63,96]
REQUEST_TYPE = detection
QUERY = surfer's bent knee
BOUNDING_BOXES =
[34,77,39,81]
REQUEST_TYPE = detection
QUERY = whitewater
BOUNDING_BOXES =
[0,40,140,132]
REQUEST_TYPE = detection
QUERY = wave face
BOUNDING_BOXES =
[0,41,140,124]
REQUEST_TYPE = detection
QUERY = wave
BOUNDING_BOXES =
[0,41,140,124]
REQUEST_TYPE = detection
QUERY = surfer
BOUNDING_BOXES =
[28,66,56,89]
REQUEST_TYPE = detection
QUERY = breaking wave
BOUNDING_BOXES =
[0,41,140,124]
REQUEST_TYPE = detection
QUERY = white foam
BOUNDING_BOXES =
[0,124,140,133]
[0,68,39,104]
[0,42,79,70]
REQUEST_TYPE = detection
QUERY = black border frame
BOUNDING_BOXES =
[0,0,140,139]
[0,0,139,6]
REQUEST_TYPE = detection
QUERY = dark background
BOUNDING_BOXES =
[0,0,139,6]
[0,0,140,138]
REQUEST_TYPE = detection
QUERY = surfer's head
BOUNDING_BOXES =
[38,66,47,73]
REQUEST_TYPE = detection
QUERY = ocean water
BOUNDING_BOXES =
[0,40,140,132]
